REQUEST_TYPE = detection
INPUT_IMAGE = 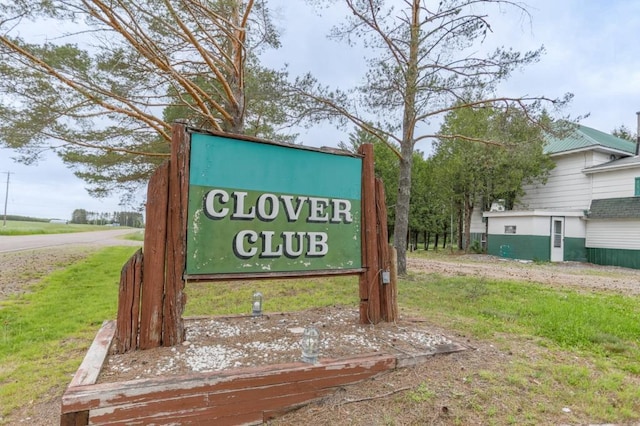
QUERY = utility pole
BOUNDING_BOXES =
[636,111,640,157]
[2,172,11,227]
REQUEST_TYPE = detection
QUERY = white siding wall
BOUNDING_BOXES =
[486,212,586,239]
[590,151,616,167]
[564,216,587,239]
[586,220,640,250]
[591,168,640,199]
[518,153,593,211]
[487,215,549,236]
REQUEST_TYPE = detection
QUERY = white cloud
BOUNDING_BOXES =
[0,149,126,220]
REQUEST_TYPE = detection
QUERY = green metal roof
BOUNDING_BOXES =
[544,124,637,155]
[589,197,640,219]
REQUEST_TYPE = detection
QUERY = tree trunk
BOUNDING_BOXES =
[225,0,245,134]
[394,140,413,274]
[457,204,463,250]
[392,0,420,275]
[484,211,489,252]
[463,196,473,253]
[423,231,428,251]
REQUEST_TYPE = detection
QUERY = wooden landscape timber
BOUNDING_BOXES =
[61,320,466,425]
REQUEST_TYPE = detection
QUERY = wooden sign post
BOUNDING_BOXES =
[114,123,397,353]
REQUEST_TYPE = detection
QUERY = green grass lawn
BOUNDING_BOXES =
[0,220,119,236]
[1,248,639,424]
[0,246,138,418]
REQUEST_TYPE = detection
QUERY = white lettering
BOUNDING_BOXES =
[308,197,329,222]
[257,193,279,221]
[282,231,305,258]
[306,232,328,257]
[204,189,229,219]
[231,192,256,220]
[260,231,283,257]
[202,189,354,225]
[281,195,308,222]
[331,199,353,223]
[233,230,259,258]
[230,231,331,260]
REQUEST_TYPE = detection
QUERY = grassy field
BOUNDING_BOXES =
[0,246,138,420]
[0,220,121,236]
[1,247,639,424]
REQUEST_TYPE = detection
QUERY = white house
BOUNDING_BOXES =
[481,123,640,269]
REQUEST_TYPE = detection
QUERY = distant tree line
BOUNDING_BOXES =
[3,215,49,223]
[71,209,144,227]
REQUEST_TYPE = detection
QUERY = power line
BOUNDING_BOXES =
[3,171,11,227]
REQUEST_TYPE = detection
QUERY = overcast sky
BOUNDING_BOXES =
[1,0,639,220]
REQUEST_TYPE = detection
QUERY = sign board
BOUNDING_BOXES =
[185,132,362,278]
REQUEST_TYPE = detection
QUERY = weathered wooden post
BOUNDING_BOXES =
[358,144,381,323]
[163,123,189,346]
[138,162,169,350]
[376,178,397,322]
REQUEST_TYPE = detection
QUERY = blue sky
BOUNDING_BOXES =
[1,0,639,220]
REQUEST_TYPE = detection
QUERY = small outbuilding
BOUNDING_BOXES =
[481,122,640,269]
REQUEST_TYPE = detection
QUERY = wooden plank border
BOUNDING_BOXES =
[69,321,116,388]
[62,316,466,425]
[61,321,400,425]
[61,321,116,426]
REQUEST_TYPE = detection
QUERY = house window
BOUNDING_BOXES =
[636,177,640,196]
[504,225,516,234]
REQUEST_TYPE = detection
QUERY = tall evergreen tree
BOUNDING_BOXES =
[0,0,292,198]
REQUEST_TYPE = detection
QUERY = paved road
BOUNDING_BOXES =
[0,228,143,253]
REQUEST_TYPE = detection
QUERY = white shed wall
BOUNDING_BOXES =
[485,212,586,239]
[564,216,587,239]
[487,215,550,236]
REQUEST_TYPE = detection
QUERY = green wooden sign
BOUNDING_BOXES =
[185,132,362,277]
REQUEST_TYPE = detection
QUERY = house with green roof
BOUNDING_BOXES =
[482,123,640,269]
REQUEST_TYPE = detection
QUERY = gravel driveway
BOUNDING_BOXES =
[0,228,142,253]
[408,254,640,295]
[0,229,142,301]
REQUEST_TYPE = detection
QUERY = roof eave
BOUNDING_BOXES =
[584,160,640,174]
[548,146,634,157]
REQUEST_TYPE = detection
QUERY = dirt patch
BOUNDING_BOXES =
[0,246,97,302]
[3,249,640,425]
[408,254,640,295]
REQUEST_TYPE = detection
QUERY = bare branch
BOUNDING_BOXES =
[417,133,504,146]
